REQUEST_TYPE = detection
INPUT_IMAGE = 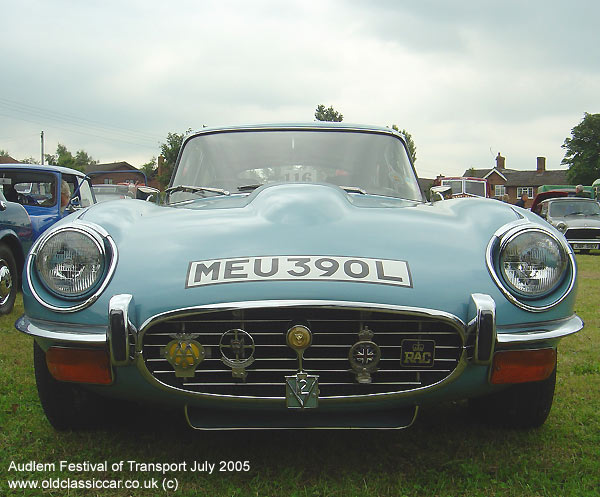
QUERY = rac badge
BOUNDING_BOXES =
[163,336,205,378]
[400,339,435,368]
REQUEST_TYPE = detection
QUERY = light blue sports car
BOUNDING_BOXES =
[17,123,583,430]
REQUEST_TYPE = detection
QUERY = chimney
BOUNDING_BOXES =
[158,155,165,177]
[536,156,546,172]
[496,153,505,170]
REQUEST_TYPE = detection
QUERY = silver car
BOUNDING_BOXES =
[534,197,600,252]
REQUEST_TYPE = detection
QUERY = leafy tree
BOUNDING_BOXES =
[140,157,157,181]
[157,129,192,188]
[45,144,98,172]
[562,113,600,185]
[315,104,343,122]
[0,149,10,157]
[392,125,417,164]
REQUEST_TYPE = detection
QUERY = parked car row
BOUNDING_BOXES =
[12,123,583,432]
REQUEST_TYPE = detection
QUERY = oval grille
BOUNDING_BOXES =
[141,306,464,398]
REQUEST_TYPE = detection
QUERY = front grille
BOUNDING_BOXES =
[141,306,464,398]
[565,228,600,241]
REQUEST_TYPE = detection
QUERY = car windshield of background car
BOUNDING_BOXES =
[170,130,423,203]
[67,176,95,208]
[0,172,56,207]
[442,180,463,195]
[550,200,600,217]
[92,184,132,202]
[465,180,486,197]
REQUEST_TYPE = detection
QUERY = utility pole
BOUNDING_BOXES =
[41,131,45,164]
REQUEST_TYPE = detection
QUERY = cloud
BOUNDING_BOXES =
[1,0,598,177]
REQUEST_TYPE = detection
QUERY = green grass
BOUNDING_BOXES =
[1,254,599,497]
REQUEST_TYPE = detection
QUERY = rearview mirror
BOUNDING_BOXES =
[430,185,452,203]
[136,186,160,203]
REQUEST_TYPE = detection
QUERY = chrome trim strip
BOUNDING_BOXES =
[15,315,107,344]
[138,299,467,332]
[485,223,577,312]
[136,300,468,404]
[26,222,118,313]
[496,314,583,344]
[183,405,419,431]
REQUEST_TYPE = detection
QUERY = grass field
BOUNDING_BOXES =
[1,254,598,497]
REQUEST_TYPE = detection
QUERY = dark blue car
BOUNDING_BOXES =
[0,164,96,241]
[1,164,96,314]
[0,187,33,314]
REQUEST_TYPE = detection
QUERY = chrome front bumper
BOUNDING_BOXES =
[16,294,584,349]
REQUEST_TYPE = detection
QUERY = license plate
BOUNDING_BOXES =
[573,243,599,249]
[400,340,435,368]
[285,372,319,409]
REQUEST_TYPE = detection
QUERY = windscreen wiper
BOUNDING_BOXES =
[166,185,230,196]
[237,184,263,191]
[339,186,367,195]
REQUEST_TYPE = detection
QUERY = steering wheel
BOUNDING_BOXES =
[17,193,38,206]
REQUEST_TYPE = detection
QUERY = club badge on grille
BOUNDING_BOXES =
[163,335,205,378]
[349,326,381,384]
[285,372,319,409]
[219,329,255,379]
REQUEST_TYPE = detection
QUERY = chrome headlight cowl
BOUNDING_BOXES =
[36,229,105,298]
[28,223,117,313]
[487,224,575,312]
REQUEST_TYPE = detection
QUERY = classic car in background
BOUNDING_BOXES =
[0,187,33,314]
[0,164,96,241]
[17,123,582,431]
[89,169,149,203]
[438,176,488,198]
[92,184,134,202]
[531,192,600,252]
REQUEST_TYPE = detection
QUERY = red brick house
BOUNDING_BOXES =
[463,154,568,208]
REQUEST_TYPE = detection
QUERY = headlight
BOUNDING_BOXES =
[499,230,567,298]
[35,228,106,298]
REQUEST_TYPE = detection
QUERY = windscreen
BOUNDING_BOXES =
[170,129,423,203]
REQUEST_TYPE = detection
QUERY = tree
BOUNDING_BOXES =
[562,112,600,185]
[314,104,343,122]
[392,125,417,164]
[45,144,98,172]
[140,157,157,181]
[157,129,192,188]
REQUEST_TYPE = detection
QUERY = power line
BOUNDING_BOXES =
[0,97,164,146]
[0,111,159,150]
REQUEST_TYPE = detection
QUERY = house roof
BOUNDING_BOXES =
[0,155,22,164]
[463,168,568,187]
[86,161,138,173]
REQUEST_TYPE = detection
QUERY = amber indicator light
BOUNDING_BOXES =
[46,347,113,385]
[490,348,556,385]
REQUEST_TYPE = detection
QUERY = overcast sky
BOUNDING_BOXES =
[1,0,598,178]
